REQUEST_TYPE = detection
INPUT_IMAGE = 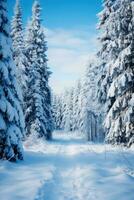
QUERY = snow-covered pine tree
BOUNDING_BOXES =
[68,88,74,131]
[54,95,63,130]
[60,90,68,130]
[57,85,81,132]
[0,0,25,161]
[97,0,118,109]
[63,88,74,132]
[11,0,27,93]
[80,62,98,141]
[52,91,72,132]
[105,0,134,146]
[97,0,120,140]
[76,80,83,132]
[63,90,70,132]
[60,93,66,130]
[25,0,53,139]
[72,80,81,131]
[52,94,57,130]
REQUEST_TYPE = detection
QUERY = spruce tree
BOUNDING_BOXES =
[54,95,63,130]
[64,88,74,132]
[0,0,25,161]
[11,0,27,92]
[98,0,134,146]
[97,0,118,107]
[61,91,68,130]
[52,94,57,130]
[80,62,98,141]
[25,1,53,139]
[97,0,120,139]
[105,0,134,146]
[77,81,83,132]
[72,83,79,131]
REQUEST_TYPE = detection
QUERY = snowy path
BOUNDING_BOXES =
[35,133,99,200]
[0,131,134,200]
[34,132,134,200]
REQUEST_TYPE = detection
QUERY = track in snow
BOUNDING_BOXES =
[34,132,134,200]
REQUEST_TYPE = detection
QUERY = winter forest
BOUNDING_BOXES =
[0,0,134,199]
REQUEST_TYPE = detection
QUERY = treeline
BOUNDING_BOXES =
[52,61,104,142]
[0,0,53,161]
[53,0,134,147]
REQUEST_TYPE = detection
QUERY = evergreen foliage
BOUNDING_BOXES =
[25,0,53,139]
[98,0,134,146]
[0,0,25,161]
[11,0,27,92]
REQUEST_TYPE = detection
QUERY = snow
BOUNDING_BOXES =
[0,131,134,200]
[0,113,6,130]
[108,81,116,98]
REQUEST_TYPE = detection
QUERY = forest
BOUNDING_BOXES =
[0,0,134,200]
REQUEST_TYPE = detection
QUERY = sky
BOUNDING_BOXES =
[7,0,102,94]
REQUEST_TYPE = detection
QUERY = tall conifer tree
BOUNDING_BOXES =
[0,0,25,161]
[25,1,53,139]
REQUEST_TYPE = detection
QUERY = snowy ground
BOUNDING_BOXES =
[0,131,134,200]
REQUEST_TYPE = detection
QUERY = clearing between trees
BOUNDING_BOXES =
[0,131,134,200]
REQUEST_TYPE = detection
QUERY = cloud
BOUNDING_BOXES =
[45,27,98,94]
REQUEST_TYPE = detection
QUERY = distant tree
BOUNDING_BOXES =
[72,80,82,131]
[52,94,63,130]
[52,94,57,130]
[68,88,74,131]
[80,62,98,141]
[63,89,73,132]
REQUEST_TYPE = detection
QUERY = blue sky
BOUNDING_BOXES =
[8,0,102,93]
